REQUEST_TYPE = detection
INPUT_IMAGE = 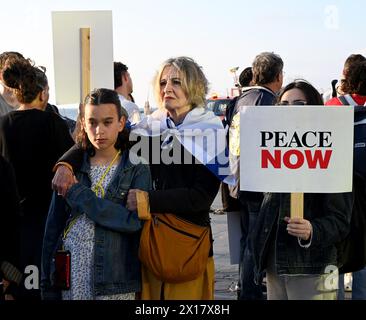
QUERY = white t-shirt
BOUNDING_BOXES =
[118,94,141,124]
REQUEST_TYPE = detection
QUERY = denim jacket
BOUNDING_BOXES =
[41,150,151,299]
[250,192,353,284]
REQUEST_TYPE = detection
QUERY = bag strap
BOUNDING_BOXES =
[339,94,358,106]
[344,94,358,106]
[338,95,350,105]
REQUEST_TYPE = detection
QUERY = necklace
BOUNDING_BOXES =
[62,150,121,244]
[91,150,121,198]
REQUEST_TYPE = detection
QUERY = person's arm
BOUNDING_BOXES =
[51,145,84,196]
[50,114,81,196]
[148,164,220,216]
[56,144,83,172]
[66,183,141,232]
[126,163,152,220]
[64,164,152,233]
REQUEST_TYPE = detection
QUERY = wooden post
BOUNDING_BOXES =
[291,192,304,219]
[80,28,91,103]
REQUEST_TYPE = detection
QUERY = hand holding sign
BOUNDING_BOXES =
[284,216,312,241]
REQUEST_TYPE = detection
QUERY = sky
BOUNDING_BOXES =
[0,0,365,108]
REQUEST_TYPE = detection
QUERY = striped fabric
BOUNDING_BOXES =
[1,261,22,285]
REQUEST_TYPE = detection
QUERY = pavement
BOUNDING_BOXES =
[210,191,239,300]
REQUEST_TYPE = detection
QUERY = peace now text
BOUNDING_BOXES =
[260,131,333,169]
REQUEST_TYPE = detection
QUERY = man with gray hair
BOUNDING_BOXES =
[229,52,284,300]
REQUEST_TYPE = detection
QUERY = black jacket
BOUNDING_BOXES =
[250,192,353,283]
[0,155,22,287]
[0,109,75,218]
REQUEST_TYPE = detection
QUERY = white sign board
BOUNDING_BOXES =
[52,11,114,104]
[240,106,354,193]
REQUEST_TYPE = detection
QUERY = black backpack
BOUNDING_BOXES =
[337,104,366,273]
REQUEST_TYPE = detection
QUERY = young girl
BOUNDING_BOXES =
[41,88,151,300]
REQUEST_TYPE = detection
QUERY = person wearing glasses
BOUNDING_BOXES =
[249,80,353,300]
[277,80,324,106]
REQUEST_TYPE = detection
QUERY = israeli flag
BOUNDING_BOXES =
[132,107,236,185]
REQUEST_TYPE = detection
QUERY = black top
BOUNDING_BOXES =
[147,135,220,226]
[0,154,20,267]
[0,109,75,218]
[59,134,221,227]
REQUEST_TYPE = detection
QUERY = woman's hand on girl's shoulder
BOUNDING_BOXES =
[52,165,77,197]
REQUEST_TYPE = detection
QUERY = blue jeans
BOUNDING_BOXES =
[353,267,366,299]
[338,267,366,300]
[238,198,264,300]
[338,274,345,300]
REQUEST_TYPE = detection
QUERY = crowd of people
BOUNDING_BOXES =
[0,49,365,301]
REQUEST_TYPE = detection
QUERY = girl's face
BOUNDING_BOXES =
[279,88,307,105]
[83,103,124,152]
[159,66,190,112]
